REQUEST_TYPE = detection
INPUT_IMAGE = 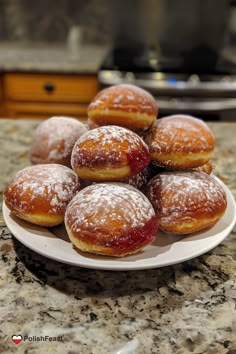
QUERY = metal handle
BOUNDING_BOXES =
[158,98,236,113]
[43,83,55,93]
[98,70,236,97]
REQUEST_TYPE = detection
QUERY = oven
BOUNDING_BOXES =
[98,0,236,120]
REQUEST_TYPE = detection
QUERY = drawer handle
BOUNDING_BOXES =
[43,83,55,93]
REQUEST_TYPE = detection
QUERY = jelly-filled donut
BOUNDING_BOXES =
[4,164,80,227]
[146,115,215,170]
[65,183,158,256]
[30,116,88,167]
[146,171,227,235]
[88,84,158,131]
[71,125,150,181]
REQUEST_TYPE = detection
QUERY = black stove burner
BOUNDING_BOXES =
[102,48,159,72]
[101,47,236,75]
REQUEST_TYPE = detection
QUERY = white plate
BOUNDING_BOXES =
[2,178,236,271]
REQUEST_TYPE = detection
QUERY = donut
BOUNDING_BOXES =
[146,171,227,235]
[4,164,80,227]
[88,84,158,131]
[30,116,88,167]
[71,125,150,181]
[146,115,215,170]
[65,183,158,256]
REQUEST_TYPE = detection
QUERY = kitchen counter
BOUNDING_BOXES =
[0,42,108,74]
[0,119,236,354]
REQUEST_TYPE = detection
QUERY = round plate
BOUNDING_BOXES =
[2,178,236,271]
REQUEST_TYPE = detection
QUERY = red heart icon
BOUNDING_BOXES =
[12,335,22,344]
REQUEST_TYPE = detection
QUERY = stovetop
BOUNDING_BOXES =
[99,69,236,98]
[99,48,236,118]
[101,47,236,75]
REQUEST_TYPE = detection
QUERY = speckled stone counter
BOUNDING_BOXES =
[0,43,108,74]
[0,119,236,354]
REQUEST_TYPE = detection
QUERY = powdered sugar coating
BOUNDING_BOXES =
[88,84,158,115]
[30,116,88,167]
[71,125,150,178]
[147,115,215,154]
[4,164,79,215]
[146,171,227,231]
[75,125,147,147]
[66,183,156,233]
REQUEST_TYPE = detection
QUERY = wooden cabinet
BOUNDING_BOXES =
[0,77,4,116]
[3,73,99,121]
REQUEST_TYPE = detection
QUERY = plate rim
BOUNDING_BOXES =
[2,177,236,271]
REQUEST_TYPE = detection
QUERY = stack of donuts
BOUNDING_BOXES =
[4,84,227,257]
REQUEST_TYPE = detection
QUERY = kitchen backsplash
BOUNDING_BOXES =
[0,0,111,44]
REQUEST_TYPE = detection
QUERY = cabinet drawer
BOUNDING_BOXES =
[0,78,3,101]
[0,79,4,116]
[0,104,4,117]
[5,102,88,121]
[4,73,98,103]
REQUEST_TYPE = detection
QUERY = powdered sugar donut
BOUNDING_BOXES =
[30,116,88,167]
[88,84,158,131]
[146,171,227,235]
[4,164,80,226]
[146,115,215,170]
[71,125,150,181]
[65,183,158,256]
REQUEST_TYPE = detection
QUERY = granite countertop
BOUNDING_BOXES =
[0,42,108,74]
[0,119,236,354]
